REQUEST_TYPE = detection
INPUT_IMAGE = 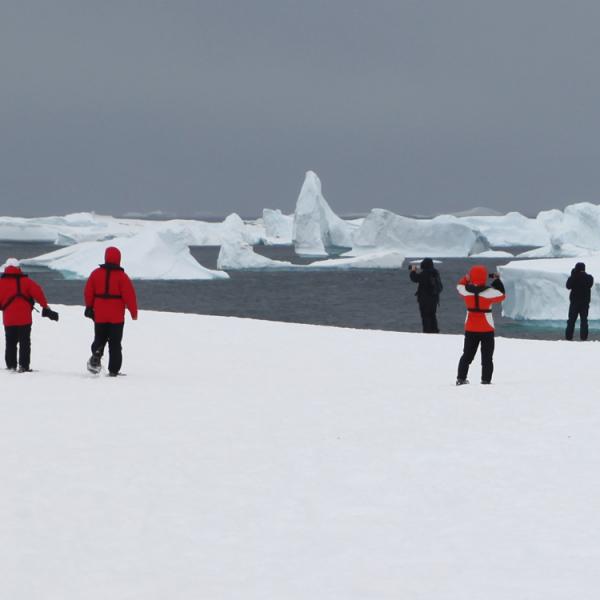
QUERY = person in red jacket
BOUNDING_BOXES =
[84,247,138,376]
[456,264,506,385]
[0,258,59,372]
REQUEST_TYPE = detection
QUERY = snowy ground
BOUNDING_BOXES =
[2,306,599,599]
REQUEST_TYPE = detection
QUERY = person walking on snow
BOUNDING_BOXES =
[0,258,59,372]
[456,265,505,385]
[409,258,443,333]
[565,262,593,341]
[84,247,138,376]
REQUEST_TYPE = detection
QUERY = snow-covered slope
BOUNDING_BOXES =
[351,209,489,257]
[2,307,600,599]
[292,171,357,256]
[499,255,600,319]
[21,230,229,280]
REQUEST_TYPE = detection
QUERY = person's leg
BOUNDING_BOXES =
[17,325,32,370]
[580,304,589,340]
[565,302,578,340]
[418,302,429,332]
[457,332,480,381]
[480,332,495,383]
[107,323,124,375]
[4,326,18,370]
[431,304,439,333]
[420,298,438,333]
[91,323,110,356]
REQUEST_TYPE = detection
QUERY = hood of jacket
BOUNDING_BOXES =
[104,247,121,266]
[3,265,23,276]
[469,265,488,286]
[420,258,434,270]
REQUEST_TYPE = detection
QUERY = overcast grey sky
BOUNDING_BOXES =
[2,0,600,217]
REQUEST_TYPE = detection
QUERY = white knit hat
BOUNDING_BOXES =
[4,258,20,268]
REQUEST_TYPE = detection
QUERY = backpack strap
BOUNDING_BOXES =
[465,284,492,313]
[94,266,123,300]
[0,274,34,311]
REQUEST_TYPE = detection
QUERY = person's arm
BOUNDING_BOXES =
[588,274,594,288]
[491,277,505,294]
[488,276,506,303]
[456,275,469,297]
[121,273,138,320]
[84,273,96,308]
[27,279,48,308]
[409,269,420,283]
[566,274,574,290]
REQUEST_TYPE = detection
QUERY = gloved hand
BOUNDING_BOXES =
[42,307,59,321]
[84,307,94,320]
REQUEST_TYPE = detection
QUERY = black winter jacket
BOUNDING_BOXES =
[410,268,443,300]
[566,270,594,304]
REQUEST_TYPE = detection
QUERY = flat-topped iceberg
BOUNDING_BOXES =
[217,238,404,271]
[217,240,294,270]
[0,212,266,247]
[293,171,357,256]
[499,255,600,320]
[307,251,405,270]
[21,230,230,280]
[470,249,514,258]
[0,212,135,244]
[351,209,489,257]
[453,212,549,248]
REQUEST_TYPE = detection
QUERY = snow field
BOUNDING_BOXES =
[1,306,600,599]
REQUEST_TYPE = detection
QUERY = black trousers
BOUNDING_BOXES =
[5,324,32,370]
[91,323,124,374]
[566,301,589,340]
[418,297,439,333]
[457,331,495,382]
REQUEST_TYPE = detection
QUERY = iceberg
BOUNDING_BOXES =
[306,251,405,270]
[262,209,294,245]
[217,240,294,270]
[499,255,600,320]
[0,212,266,247]
[536,203,600,252]
[151,213,264,247]
[517,241,584,259]
[351,209,489,257]
[217,238,404,271]
[21,230,230,280]
[454,212,549,248]
[469,250,514,258]
[292,171,357,256]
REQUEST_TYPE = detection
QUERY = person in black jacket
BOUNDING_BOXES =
[409,258,443,333]
[565,262,594,341]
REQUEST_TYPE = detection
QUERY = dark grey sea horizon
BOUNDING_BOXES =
[0,241,588,341]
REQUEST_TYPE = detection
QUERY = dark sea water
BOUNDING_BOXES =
[0,241,586,341]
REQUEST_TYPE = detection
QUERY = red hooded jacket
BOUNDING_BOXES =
[0,266,49,326]
[84,247,138,324]
[457,265,506,333]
